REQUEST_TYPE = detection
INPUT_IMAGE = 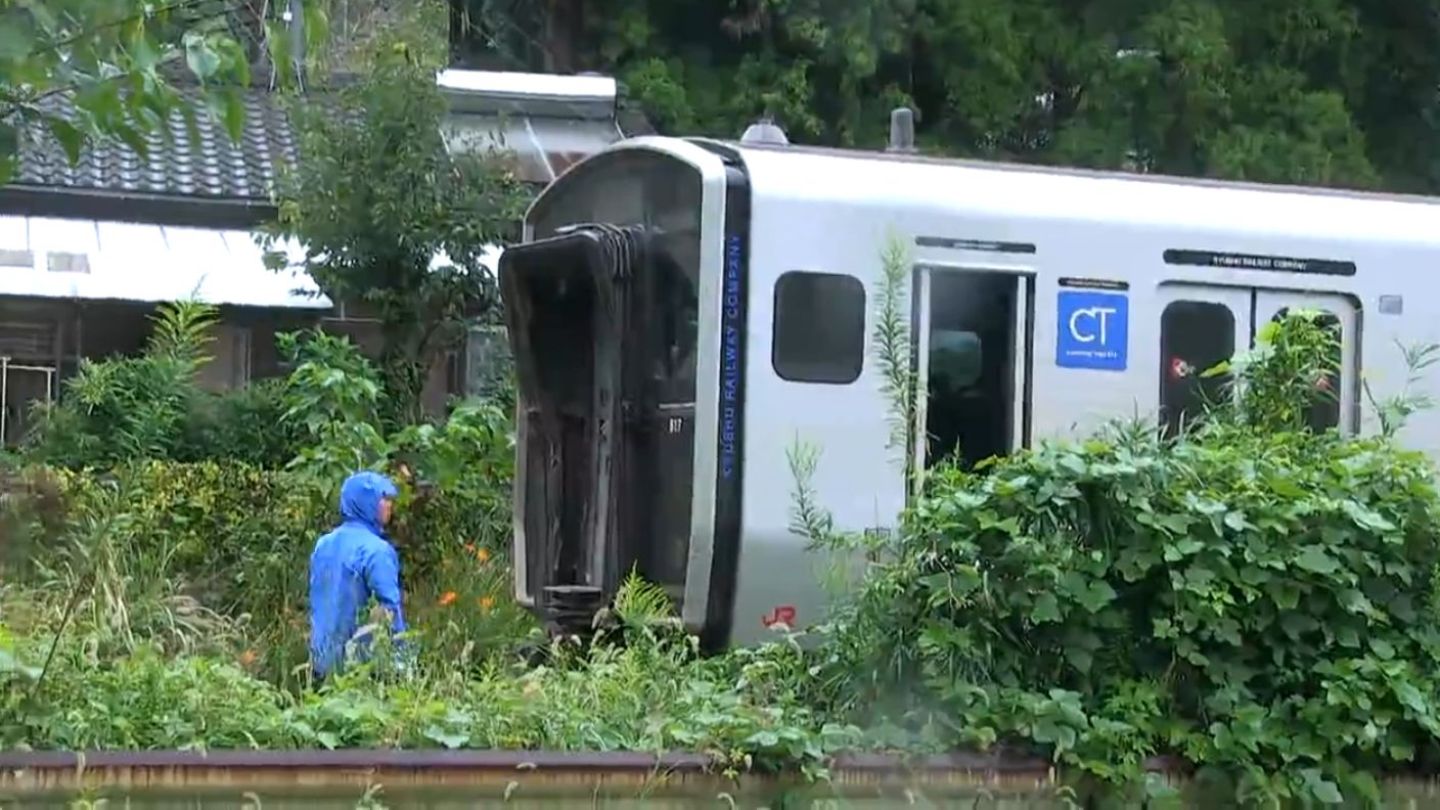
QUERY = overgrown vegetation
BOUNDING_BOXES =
[6,285,1440,807]
[804,309,1440,806]
[23,301,296,469]
[12,300,525,690]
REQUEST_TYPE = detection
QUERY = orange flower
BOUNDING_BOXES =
[479,595,495,613]
[238,649,258,667]
[438,591,458,607]
[476,547,491,564]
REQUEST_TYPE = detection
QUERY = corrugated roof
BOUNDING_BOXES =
[0,214,328,308]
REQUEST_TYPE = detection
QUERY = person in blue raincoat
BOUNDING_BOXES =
[308,470,407,681]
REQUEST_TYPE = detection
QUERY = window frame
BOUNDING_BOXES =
[1158,299,1238,437]
[770,270,867,385]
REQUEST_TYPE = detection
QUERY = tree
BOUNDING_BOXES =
[0,0,325,182]
[458,0,1440,194]
[260,42,527,427]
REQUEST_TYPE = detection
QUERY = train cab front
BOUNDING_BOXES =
[497,141,751,649]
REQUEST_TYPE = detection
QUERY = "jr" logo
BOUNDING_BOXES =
[762,605,797,629]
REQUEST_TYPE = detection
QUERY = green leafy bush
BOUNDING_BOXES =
[276,328,390,480]
[180,379,300,468]
[26,301,221,468]
[824,312,1440,805]
[13,395,524,688]
[25,301,310,470]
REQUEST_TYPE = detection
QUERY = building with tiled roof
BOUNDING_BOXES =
[0,70,642,445]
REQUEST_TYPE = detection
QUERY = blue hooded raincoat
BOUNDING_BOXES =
[308,471,405,678]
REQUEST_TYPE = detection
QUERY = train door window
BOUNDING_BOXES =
[920,270,1021,468]
[1266,307,1342,433]
[1159,300,1236,437]
[1253,292,1358,435]
[771,271,866,384]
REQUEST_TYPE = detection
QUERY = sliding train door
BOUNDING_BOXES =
[1253,290,1358,435]
[1154,282,1360,437]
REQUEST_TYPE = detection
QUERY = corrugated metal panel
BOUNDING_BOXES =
[439,69,627,184]
[437,70,618,120]
[0,215,329,309]
[442,113,624,184]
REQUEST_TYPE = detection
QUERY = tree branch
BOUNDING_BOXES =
[28,0,246,59]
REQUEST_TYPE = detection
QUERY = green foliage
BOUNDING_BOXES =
[260,40,529,426]
[1205,309,1343,434]
[872,232,917,483]
[277,328,388,479]
[0,609,849,774]
[26,301,221,467]
[181,379,300,468]
[0,1,322,182]
[826,313,1440,805]
[14,397,521,690]
[26,301,305,470]
[467,0,1440,192]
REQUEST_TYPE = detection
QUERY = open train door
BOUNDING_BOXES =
[498,141,747,646]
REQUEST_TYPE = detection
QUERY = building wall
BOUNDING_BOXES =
[0,295,494,448]
[0,296,326,448]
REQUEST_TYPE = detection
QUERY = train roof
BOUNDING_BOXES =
[712,139,1440,249]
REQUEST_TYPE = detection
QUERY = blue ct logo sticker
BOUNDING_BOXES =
[1056,290,1129,371]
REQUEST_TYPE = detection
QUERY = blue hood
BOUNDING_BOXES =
[339,471,398,534]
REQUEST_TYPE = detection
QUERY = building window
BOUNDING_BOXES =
[1160,301,1235,437]
[772,271,866,384]
[1269,307,1342,433]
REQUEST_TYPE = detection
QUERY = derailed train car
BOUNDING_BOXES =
[497,112,1440,650]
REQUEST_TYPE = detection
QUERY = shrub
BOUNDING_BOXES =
[13,395,525,689]
[277,328,389,480]
[26,301,219,468]
[179,379,300,468]
[24,301,311,470]
[822,311,1440,806]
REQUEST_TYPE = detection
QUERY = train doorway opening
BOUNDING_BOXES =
[914,266,1033,476]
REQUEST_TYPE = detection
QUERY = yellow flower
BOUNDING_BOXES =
[476,547,491,564]
[438,591,458,607]
[479,595,495,613]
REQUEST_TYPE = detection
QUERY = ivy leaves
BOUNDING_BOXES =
[841,315,1440,806]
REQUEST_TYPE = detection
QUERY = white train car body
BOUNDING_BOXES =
[497,135,1440,650]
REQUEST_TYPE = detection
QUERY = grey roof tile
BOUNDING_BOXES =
[15,86,298,202]
[13,76,645,203]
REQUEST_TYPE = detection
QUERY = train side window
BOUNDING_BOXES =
[1159,301,1236,437]
[1268,307,1342,433]
[772,271,866,384]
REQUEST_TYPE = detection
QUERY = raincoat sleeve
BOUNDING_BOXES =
[363,544,408,637]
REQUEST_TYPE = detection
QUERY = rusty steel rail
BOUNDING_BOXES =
[0,749,1092,799]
